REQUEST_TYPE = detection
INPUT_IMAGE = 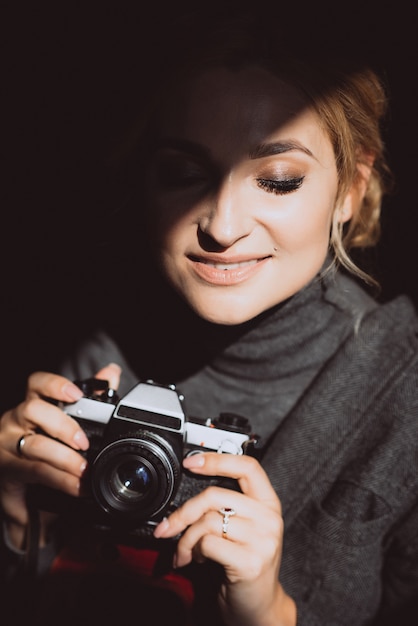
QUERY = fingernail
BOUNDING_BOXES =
[183,453,205,469]
[73,430,89,450]
[153,517,170,538]
[63,383,83,401]
[80,461,87,475]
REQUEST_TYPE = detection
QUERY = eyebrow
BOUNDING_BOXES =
[249,140,315,160]
[156,138,210,160]
[156,137,316,161]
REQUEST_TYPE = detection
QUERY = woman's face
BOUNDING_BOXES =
[147,65,348,325]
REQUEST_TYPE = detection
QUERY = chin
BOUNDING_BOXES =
[203,313,252,326]
[189,298,268,326]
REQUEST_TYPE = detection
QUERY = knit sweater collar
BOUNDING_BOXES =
[195,273,345,382]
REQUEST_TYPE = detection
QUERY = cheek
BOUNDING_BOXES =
[265,192,335,251]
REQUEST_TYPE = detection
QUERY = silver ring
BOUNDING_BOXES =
[218,507,236,539]
[16,432,34,457]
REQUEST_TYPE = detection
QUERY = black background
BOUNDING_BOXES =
[2,2,417,412]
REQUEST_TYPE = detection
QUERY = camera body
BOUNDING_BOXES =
[34,378,257,539]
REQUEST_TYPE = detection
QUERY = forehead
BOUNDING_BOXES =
[156,65,331,163]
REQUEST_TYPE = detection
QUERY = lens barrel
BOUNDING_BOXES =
[91,431,181,522]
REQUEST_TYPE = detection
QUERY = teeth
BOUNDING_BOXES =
[208,260,258,270]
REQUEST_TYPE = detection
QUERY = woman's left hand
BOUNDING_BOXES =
[153,452,296,626]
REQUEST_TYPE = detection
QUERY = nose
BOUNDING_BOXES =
[198,174,251,248]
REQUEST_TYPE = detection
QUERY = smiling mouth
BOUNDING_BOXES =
[188,255,270,285]
[189,254,269,266]
[200,259,259,270]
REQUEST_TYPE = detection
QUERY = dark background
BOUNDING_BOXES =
[2,2,417,412]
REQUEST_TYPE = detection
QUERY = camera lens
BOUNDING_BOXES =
[91,432,181,522]
[112,460,153,501]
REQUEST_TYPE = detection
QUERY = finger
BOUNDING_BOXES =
[94,363,122,391]
[193,532,271,582]
[183,452,280,503]
[195,534,256,577]
[27,371,84,403]
[1,451,83,498]
[12,397,89,451]
[174,509,252,567]
[14,431,87,478]
[23,460,82,496]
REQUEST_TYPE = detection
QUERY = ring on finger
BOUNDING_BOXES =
[16,432,35,457]
[218,507,236,539]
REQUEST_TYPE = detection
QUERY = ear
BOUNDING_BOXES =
[337,158,374,224]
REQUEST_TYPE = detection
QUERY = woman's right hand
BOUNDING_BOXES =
[0,363,121,549]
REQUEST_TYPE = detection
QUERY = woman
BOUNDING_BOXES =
[1,11,417,626]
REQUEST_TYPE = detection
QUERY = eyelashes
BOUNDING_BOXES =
[256,176,305,195]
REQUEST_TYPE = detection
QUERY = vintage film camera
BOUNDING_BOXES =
[33,378,257,539]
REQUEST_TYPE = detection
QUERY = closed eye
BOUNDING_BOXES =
[257,176,304,195]
[158,164,209,190]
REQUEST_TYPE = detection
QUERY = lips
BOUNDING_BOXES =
[188,254,270,285]
[202,259,258,270]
